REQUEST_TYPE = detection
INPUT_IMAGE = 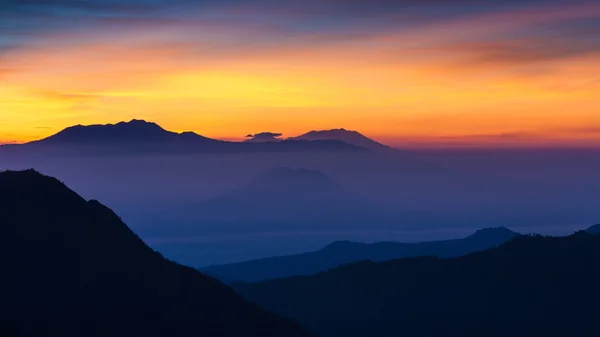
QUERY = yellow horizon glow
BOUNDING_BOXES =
[2,12,600,148]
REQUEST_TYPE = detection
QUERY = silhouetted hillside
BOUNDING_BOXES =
[237,231,600,337]
[587,224,600,234]
[0,169,309,337]
[202,227,519,283]
[291,129,398,155]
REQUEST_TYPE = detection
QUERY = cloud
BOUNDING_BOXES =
[439,37,600,69]
[555,126,600,135]
[245,132,283,142]
[2,0,600,75]
[2,0,600,147]
[31,90,98,102]
[248,132,283,138]
[3,0,598,50]
[412,132,539,145]
[0,67,17,79]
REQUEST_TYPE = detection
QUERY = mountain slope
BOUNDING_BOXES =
[158,167,403,234]
[237,231,600,337]
[587,224,600,234]
[291,129,397,154]
[289,129,453,177]
[202,227,520,283]
[0,169,309,337]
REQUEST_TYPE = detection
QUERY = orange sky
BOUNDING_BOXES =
[2,0,600,148]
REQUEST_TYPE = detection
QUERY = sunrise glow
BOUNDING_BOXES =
[2,0,600,147]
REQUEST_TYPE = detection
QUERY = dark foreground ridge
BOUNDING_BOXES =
[0,169,309,337]
[202,226,520,283]
[236,230,600,337]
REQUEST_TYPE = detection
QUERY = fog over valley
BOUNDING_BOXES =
[2,121,599,265]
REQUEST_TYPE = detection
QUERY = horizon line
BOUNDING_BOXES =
[3,118,600,150]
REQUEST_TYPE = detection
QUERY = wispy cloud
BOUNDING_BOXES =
[555,126,600,135]
[2,0,600,146]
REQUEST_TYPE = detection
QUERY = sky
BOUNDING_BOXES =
[1,0,600,147]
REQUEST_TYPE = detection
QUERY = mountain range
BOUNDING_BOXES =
[236,229,600,337]
[3,169,600,337]
[2,120,387,155]
[201,227,520,283]
[0,169,308,337]
[29,120,394,153]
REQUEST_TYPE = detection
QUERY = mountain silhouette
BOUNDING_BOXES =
[237,231,600,337]
[35,119,218,144]
[201,227,520,283]
[0,169,308,337]
[289,129,452,175]
[586,224,600,234]
[291,129,399,155]
[7,120,367,155]
[160,167,394,234]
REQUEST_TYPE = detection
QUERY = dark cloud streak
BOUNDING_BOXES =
[2,0,599,69]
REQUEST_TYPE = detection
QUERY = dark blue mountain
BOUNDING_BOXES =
[158,167,400,234]
[237,230,600,337]
[201,227,520,283]
[587,224,600,234]
[0,169,308,337]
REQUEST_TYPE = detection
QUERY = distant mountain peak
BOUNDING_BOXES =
[124,118,154,124]
[38,119,170,143]
[116,118,165,129]
[33,119,219,145]
[69,119,163,130]
[469,226,519,240]
[291,128,398,154]
[185,166,372,228]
